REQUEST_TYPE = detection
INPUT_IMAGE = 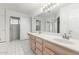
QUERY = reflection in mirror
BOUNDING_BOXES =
[32,3,79,40]
[32,3,61,34]
[36,20,41,32]
[57,16,60,33]
[41,8,60,33]
[46,20,50,32]
[45,16,60,33]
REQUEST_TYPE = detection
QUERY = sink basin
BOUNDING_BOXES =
[40,34,59,38]
[40,34,74,44]
[54,38,74,44]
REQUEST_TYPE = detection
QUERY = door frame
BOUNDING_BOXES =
[9,16,20,41]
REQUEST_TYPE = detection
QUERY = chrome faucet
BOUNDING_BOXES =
[62,33,69,40]
[62,31,72,40]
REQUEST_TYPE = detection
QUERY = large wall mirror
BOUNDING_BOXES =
[33,3,79,39]
[39,8,60,34]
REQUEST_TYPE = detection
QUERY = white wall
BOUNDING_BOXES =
[20,16,31,40]
[60,4,79,39]
[60,5,70,34]
[0,8,31,42]
[32,18,37,32]
[6,9,31,41]
[0,8,6,42]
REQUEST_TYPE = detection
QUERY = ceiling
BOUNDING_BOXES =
[0,3,46,17]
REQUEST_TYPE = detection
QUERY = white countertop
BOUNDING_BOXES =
[28,32,79,52]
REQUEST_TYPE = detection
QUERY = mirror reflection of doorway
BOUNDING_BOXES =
[10,16,20,41]
[57,16,60,33]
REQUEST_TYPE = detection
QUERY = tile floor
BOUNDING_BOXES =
[0,40,34,55]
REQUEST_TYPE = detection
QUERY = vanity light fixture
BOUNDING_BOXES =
[42,3,61,12]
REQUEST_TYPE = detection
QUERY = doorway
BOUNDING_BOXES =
[57,16,60,33]
[10,16,20,41]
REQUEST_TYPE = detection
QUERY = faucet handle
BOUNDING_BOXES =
[69,30,72,38]
[62,33,66,38]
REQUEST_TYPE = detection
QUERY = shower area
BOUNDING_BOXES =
[10,16,20,41]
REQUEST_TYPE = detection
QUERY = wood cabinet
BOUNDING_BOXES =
[43,40,79,55]
[36,37,43,55]
[28,33,79,55]
[29,34,36,53]
[43,40,56,55]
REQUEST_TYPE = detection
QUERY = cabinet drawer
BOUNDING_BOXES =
[36,48,42,55]
[44,47,55,55]
[36,42,42,51]
[36,37,42,44]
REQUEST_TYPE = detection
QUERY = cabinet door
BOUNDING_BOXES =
[31,39,36,52]
[36,37,43,55]
[43,40,56,55]
[36,48,42,55]
[44,47,55,55]
[30,35,36,53]
[36,42,42,51]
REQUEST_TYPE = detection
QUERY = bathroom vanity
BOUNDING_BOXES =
[28,32,79,55]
